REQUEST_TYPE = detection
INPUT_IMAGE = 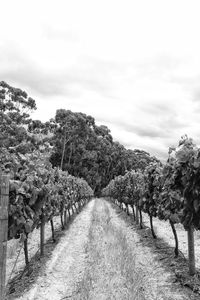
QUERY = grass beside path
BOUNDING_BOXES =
[74,198,146,300]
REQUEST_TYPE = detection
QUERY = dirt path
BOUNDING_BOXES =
[15,200,95,300]
[6,215,62,284]
[11,199,198,300]
[75,199,193,300]
[141,211,200,268]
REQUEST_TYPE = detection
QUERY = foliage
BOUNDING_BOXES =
[102,170,144,210]
[159,136,200,229]
[141,162,163,218]
[1,149,93,240]
[50,109,157,195]
[0,81,36,148]
[102,135,200,233]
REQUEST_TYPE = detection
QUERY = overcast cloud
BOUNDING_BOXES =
[1,0,200,160]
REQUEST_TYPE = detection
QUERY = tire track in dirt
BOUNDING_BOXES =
[15,200,95,300]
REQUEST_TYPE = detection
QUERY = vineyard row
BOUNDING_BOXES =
[102,136,200,276]
[0,150,94,299]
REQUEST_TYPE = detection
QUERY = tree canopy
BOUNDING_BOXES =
[49,109,158,195]
[0,81,36,149]
[0,81,159,195]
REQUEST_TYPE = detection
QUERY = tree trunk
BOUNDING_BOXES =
[135,205,139,224]
[40,213,45,256]
[50,219,55,242]
[68,143,73,166]
[187,225,195,275]
[139,209,143,229]
[150,215,157,239]
[60,212,64,230]
[131,205,135,221]
[68,208,71,219]
[60,126,67,170]
[24,237,29,266]
[74,203,78,213]
[64,210,67,227]
[169,220,178,257]
[126,204,129,215]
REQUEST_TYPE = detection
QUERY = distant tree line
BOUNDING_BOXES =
[0,81,159,195]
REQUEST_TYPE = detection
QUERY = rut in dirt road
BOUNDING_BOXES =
[13,198,196,300]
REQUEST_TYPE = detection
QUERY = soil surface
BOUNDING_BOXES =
[141,211,200,268]
[6,199,200,300]
[6,216,62,284]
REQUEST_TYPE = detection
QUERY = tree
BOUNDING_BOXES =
[0,81,36,148]
[50,109,157,195]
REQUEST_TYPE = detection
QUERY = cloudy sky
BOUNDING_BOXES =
[1,0,200,160]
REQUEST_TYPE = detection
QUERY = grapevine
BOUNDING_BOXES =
[0,148,94,265]
[102,135,200,275]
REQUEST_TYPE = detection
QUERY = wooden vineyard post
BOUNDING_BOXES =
[187,225,195,275]
[0,174,9,300]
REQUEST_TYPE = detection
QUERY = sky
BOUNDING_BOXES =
[1,0,200,160]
